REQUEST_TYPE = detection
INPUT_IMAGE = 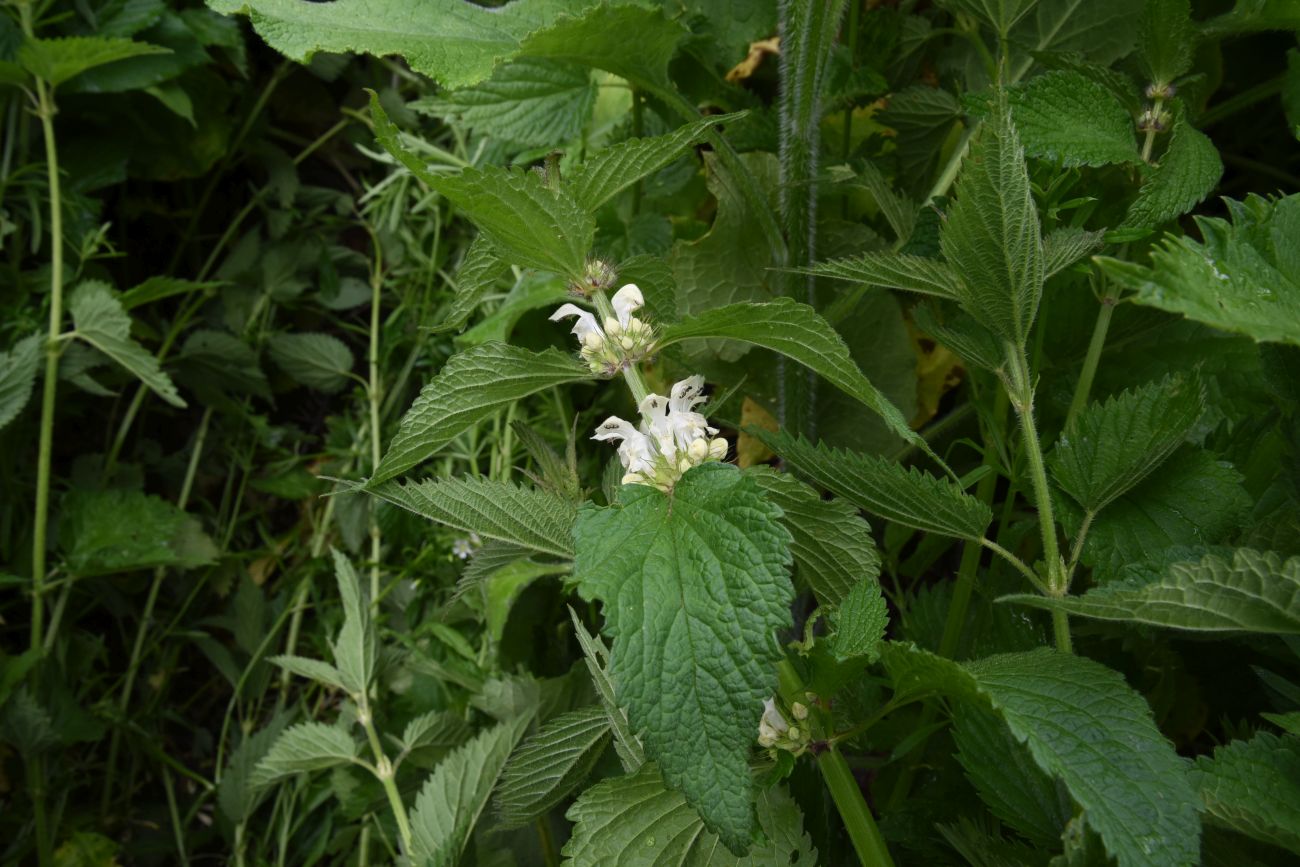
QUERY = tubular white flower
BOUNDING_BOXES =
[592,416,656,475]
[593,376,728,491]
[761,698,789,735]
[549,303,603,345]
[611,283,644,329]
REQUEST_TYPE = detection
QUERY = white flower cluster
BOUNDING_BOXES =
[592,375,728,491]
[757,697,809,752]
[550,283,654,376]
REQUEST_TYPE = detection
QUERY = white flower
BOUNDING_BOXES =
[549,303,603,348]
[761,698,789,735]
[592,416,656,475]
[549,284,655,375]
[611,283,644,328]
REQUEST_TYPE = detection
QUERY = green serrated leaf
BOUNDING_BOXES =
[329,550,374,697]
[1123,115,1222,228]
[408,716,532,867]
[1001,548,1300,633]
[269,655,345,691]
[430,236,510,334]
[1010,0,1146,70]
[757,430,992,541]
[174,329,270,401]
[19,36,170,86]
[268,332,354,393]
[847,160,917,242]
[416,58,594,149]
[883,644,1201,867]
[1139,0,1196,88]
[68,281,185,407]
[563,763,817,866]
[485,559,569,646]
[365,476,576,559]
[400,710,471,753]
[941,94,1044,344]
[219,715,288,822]
[569,113,739,213]
[61,488,218,577]
[494,705,610,829]
[1192,731,1300,854]
[1043,226,1105,278]
[1100,193,1300,346]
[371,93,592,279]
[572,464,793,853]
[830,576,889,662]
[801,252,964,300]
[912,300,1005,372]
[1049,374,1203,514]
[937,0,1037,36]
[658,297,925,454]
[569,609,645,772]
[0,333,41,431]
[370,342,592,486]
[1006,70,1140,167]
[880,86,962,195]
[748,466,881,606]
[252,721,358,786]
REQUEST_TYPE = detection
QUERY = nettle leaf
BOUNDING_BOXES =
[1193,731,1300,855]
[880,86,962,194]
[563,763,817,866]
[1062,447,1251,582]
[1100,193,1300,346]
[1139,0,1196,88]
[207,0,571,89]
[829,577,889,662]
[1122,115,1223,228]
[175,330,270,400]
[430,236,511,334]
[1043,226,1105,278]
[401,710,471,753]
[1006,70,1140,167]
[1010,0,1145,69]
[572,464,794,853]
[61,488,218,577]
[370,343,592,486]
[800,252,964,300]
[268,332,354,393]
[757,430,993,541]
[1002,548,1300,634]
[937,0,1036,36]
[408,716,531,867]
[371,93,592,279]
[269,655,346,691]
[494,705,610,829]
[570,610,646,772]
[252,722,358,786]
[912,301,1005,372]
[748,466,881,606]
[883,644,1201,867]
[940,96,1044,345]
[19,36,170,86]
[330,550,375,697]
[366,476,577,559]
[416,58,595,149]
[846,160,917,242]
[68,281,185,407]
[658,297,924,453]
[0,333,41,431]
[569,113,739,213]
[1049,374,1204,515]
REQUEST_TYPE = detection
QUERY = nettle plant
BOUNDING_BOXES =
[202,0,1300,864]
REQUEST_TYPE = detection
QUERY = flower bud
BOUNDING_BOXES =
[792,702,809,721]
[688,438,709,461]
[604,317,621,336]
[583,330,604,350]
[677,457,693,473]
[620,335,635,350]
[621,472,643,485]
[787,726,801,741]
[708,438,728,460]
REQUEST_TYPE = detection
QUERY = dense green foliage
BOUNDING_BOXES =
[1,0,1299,865]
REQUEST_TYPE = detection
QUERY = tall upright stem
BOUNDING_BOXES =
[367,236,384,606]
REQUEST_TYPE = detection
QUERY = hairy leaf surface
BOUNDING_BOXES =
[494,705,610,829]
[0,334,42,431]
[801,252,964,300]
[1191,731,1300,854]
[253,722,357,786]
[1123,116,1223,228]
[1007,70,1140,166]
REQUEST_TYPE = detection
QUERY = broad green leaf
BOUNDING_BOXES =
[252,722,358,785]
[1049,374,1204,514]
[883,644,1201,867]
[61,488,218,577]
[330,550,375,697]
[1139,0,1196,89]
[1001,548,1300,633]
[941,95,1043,344]
[18,36,170,86]
[1043,226,1105,278]
[218,715,288,822]
[1122,115,1222,228]
[912,300,1005,371]
[563,763,818,866]
[365,476,576,559]
[269,655,346,691]
[68,281,185,407]
[830,577,889,662]
[658,297,924,453]
[430,236,510,334]
[572,464,794,853]
[494,705,610,829]
[268,332,354,393]
[1010,0,1145,70]
[485,559,570,645]
[400,710,471,753]
[954,705,1072,846]
[845,160,917,242]
[408,716,531,867]
[416,58,594,149]
[757,430,993,541]
[174,330,270,401]
[371,93,592,279]
[937,0,1036,36]
[207,0,575,88]
[1200,0,1300,37]
[569,113,739,213]
[0,334,41,431]
[1264,712,1300,736]
[1191,731,1300,854]
[880,86,962,195]
[800,252,964,300]
[1100,193,1300,346]
[370,343,592,486]
[1061,447,1251,582]
[1006,70,1140,167]
[569,609,645,772]
[748,466,880,606]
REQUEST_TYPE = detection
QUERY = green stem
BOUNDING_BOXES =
[1064,287,1118,428]
[367,230,384,606]
[818,748,897,867]
[1141,95,1166,164]
[359,703,412,854]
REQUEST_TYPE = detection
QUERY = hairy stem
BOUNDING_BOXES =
[359,703,412,853]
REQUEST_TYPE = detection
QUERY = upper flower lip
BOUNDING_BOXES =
[611,283,644,327]
[549,303,601,340]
